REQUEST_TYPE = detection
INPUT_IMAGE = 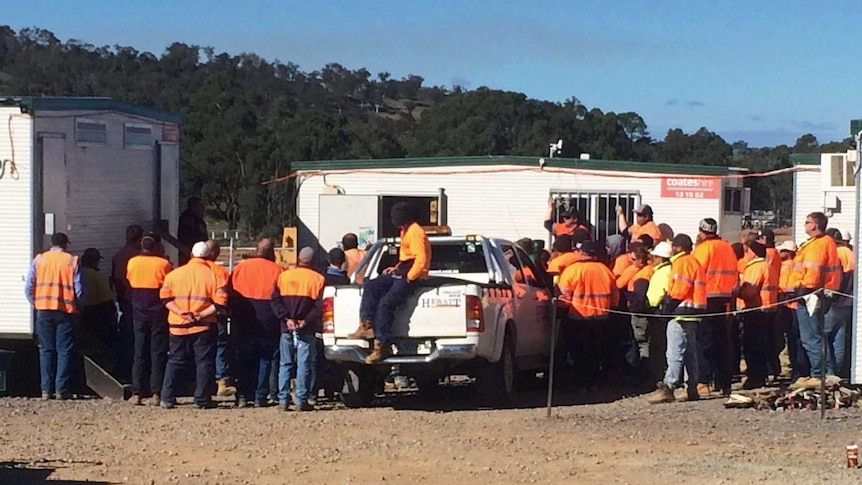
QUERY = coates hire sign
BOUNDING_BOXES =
[660,177,720,199]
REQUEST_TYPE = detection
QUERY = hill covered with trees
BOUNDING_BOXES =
[0,27,846,237]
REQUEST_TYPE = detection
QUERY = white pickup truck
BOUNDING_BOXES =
[321,234,553,407]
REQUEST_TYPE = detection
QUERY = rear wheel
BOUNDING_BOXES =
[475,330,516,406]
[340,365,376,408]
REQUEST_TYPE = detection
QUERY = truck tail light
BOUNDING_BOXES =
[322,297,334,333]
[465,295,484,332]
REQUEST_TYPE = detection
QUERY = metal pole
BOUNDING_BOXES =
[851,132,862,384]
[546,299,559,418]
[819,300,826,420]
[228,236,235,273]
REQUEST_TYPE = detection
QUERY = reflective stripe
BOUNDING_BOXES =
[173,295,213,303]
[35,282,75,290]
[706,269,737,276]
[569,292,615,299]
[707,291,733,298]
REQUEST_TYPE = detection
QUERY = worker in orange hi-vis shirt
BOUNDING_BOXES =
[203,240,235,398]
[616,204,662,243]
[159,241,228,410]
[735,240,778,390]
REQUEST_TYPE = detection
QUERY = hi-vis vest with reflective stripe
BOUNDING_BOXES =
[667,252,707,313]
[160,258,228,335]
[33,251,79,314]
[737,257,778,311]
[787,235,841,292]
[557,260,618,319]
[692,238,738,299]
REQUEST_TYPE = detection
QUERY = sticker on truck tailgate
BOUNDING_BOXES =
[420,297,461,308]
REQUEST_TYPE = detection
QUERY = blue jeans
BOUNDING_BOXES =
[824,305,851,377]
[278,330,317,405]
[215,317,231,380]
[663,319,699,391]
[161,326,217,407]
[358,274,415,345]
[237,335,278,403]
[797,302,830,377]
[36,310,76,395]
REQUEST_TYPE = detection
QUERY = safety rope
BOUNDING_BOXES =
[554,289,824,319]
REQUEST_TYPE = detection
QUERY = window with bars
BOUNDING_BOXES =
[549,190,639,241]
[75,119,107,144]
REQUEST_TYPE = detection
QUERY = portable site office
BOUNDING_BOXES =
[0,97,181,339]
[291,155,749,265]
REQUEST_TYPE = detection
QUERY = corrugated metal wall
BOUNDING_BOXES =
[0,108,34,335]
[296,166,736,250]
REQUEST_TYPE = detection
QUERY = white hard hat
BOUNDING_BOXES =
[842,230,852,242]
[776,240,798,253]
[191,241,211,258]
[651,241,673,259]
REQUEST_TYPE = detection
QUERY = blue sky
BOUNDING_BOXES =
[4,0,857,147]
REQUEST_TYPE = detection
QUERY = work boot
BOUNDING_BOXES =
[347,319,375,339]
[696,383,711,397]
[365,340,392,364]
[149,394,161,406]
[217,379,237,397]
[647,383,675,404]
[685,387,700,402]
[128,394,142,406]
[41,392,54,401]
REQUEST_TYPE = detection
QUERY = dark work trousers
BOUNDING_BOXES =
[647,317,668,384]
[215,316,232,381]
[564,317,604,387]
[696,297,733,390]
[161,325,217,407]
[131,311,169,396]
[606,311,632,374]
[358,274,416,345]
[117,300,134,384]
[762,310,781,377]
[741,311,770,384]
[237,333,278,404]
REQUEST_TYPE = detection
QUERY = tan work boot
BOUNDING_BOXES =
[149,393,161,406]
[647,383,675,404]
[696,383,711,397]
[128,394,142,406]
[217,379,237,397]
[365,340,392,364]
[347,319,375,339]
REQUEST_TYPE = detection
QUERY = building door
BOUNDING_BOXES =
[36,134,66,251]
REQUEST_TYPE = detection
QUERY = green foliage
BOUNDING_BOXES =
[0,26,841,232]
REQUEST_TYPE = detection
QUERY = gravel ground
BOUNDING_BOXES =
[2,386,862,485]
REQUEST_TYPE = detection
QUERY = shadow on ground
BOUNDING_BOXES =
[0,461,112,484]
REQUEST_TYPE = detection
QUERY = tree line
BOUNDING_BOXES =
[0,27,846,237]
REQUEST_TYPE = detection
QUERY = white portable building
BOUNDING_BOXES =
[0,97,181,338]
[291,156,748,262]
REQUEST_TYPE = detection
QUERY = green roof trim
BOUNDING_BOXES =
[291,155,738,176]
[1,96,182,124]
[790,153,820,166]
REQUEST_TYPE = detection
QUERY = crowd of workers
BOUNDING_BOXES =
[24,197,429,410]
[22,192,854,408]
[539,202,852,403]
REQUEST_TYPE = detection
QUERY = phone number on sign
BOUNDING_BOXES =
[672,191,707,198]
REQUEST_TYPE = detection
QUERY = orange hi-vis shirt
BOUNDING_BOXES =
[547,252,581,276]
[612,253,632,277]
[127,254,173,315]
[628,265,655,292]
[160,258,228,335]
[787,234,841,292]
[765,247,782,277]
[557,260,619,319]
[271,265,325,325]
[33,250,80,314]
[631,221,662,242]
[344,248,366,283]
[692,237,738,299]
[553,222,590,238]
[206,260,230,287]
[395,222,431,282]
[737,257,778,311]
[837,245,854,273]
[779,259,797,310]
[616,264,639,290]
[230,257,283,334]
[667,252,707,314]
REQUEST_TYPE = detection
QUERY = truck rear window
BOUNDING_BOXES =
[376,241,487,274]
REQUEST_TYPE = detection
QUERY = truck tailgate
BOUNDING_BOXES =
[332,284,469,338]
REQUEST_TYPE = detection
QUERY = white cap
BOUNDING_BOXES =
[651,241,673,259]
[842,230,852,242]
[776,240,798,253]
[191,241,211,258]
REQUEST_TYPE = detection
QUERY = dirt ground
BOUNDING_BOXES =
[2,384,862,485]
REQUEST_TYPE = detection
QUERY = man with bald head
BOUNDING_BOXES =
[230,238,283,406]
[204,239,235,397]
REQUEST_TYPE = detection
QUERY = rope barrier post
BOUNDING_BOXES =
[818,294,826,420]
[546,298,559,419]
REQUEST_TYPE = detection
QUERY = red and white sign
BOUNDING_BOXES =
[162,123,180,143]
[660,177,720,199]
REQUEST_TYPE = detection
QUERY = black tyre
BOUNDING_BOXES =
[475,331,516,406]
